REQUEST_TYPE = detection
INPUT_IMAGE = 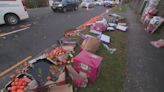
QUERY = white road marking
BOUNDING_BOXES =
[106,9,109,13]
[0,27,30,37]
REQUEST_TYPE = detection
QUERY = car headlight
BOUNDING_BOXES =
[58,3,63,7]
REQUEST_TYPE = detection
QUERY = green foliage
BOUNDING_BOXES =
[25,0,49,8]
[112,4,127,13]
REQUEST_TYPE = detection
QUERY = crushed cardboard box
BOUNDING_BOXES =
[81,35,101,53]
[48,84,73,92]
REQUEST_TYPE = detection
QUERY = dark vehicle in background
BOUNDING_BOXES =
[51,0,79,12]
[103,0,113,7]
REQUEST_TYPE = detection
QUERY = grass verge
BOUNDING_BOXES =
[112,4,127,13]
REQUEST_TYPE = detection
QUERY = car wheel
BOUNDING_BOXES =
[74,6,78,11]
[63,8,67,12]
[51,7,56,12]
[5,14,19,25]
[52,9,56,12]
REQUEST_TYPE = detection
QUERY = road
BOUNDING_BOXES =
[0,7,106,73]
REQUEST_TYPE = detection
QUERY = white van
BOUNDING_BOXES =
[0,0,29,25]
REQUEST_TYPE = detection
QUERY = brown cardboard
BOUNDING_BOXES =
[81,35,100,53]
[48,84,73,92]
[62,45,75,52]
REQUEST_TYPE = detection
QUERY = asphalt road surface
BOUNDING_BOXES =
[0,6,106,72]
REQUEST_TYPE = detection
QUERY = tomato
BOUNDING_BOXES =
[11,82,15,86]
[18,82,23,86]
[16,89,24,92]
[19,86,25,89]
[11,91,17,92]
[11,86,17,91]
[22,82,27,86]
[14,78,19,82]
[14,82,19,86]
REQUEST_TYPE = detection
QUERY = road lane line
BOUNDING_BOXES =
[0,56,32,77]
[99,9,109,16]
[0,27,30,37]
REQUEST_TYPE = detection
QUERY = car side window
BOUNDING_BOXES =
[67,0,72,2]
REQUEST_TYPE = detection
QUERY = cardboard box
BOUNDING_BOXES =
[116,25,128,32]
[81,35,100,53]
[48,84,73,92]
[73,51,103,83]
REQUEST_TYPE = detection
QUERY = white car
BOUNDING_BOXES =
[94,0,103,6]
[103,0,114,7]
[0,0,29,25]
[81,0,94,8]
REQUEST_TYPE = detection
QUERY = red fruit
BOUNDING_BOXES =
[11,91,17,92]
[11,86,17,91]
[16,89,24,92]
[22,82,27,86]
[47,76,52,81]
[14,82,19,85]
[21,78,26,82]
[11,82,15,86]
[19,86,25,89]
[18,82,23,86]
[14,78,19,82]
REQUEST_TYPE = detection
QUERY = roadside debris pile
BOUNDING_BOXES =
[140,3,164,48]
[145,16,164,33]
[140,3,164,33]
[2,13,128,92]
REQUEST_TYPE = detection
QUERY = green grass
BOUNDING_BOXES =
[112,4,127,13]
[75,30,128,92]
[152,25,164,39]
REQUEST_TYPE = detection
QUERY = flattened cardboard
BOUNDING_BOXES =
[48,84,73,92]
[62,45,75,52]
[100,34,110,43]
[116,25,128,32]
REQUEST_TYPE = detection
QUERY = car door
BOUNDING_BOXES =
[71,0,77,8]
[66,0,73,10]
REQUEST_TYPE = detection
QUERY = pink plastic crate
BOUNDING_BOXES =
[73,50,103,83]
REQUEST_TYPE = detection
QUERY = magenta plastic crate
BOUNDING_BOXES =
[73,50,103,83]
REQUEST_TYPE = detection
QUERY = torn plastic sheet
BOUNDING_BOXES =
[108,23,117,27]
[117,23,127,26]
[102,43,117,54]
[150,39,164,48]
[107,27,115,31]
[90,30,102,35]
